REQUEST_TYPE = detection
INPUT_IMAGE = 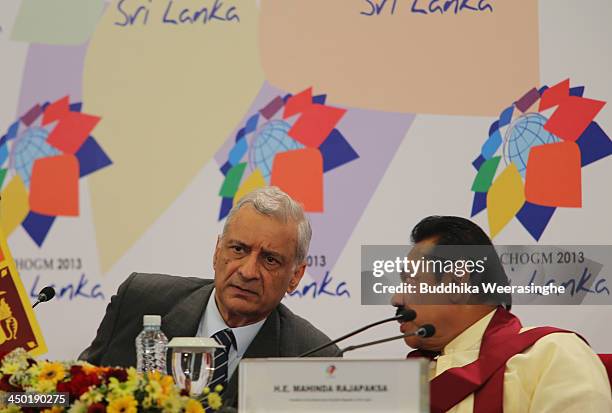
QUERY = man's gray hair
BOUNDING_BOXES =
[222,186,312,264]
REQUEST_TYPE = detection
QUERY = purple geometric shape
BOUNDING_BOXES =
[218,197,234,220]
[488,120,499,137]
[498,105,514,127]
[260,96,284,119]
[471,192,487,217]
[235,127,246,143]
[515,88,540,112]
[7,121,20,140]
[70,102,83,112]
[283,94,292,103]
[21,104,42,125]
[244,114,259,134]
[570,86,585,97]
[516,202,555,241]
[17,43,88,115]
[75,136,112,177]
[220,161,232,175]
[313,94,327,104]
[319,129,359,172]
[576,122,612,167]
[472,155,485,170]
[22,211,56,247]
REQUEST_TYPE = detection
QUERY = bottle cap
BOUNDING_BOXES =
[143,315,162,326]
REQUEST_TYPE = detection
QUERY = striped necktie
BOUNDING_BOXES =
[209,329,236,395]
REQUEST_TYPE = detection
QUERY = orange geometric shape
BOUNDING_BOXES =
[42,95,70,126]
[538,79,569,112]
[288,104,346,148]
[544,96,605,142]
[283,87,313,119]
[486,164,525,238]
[29,155,80,216]
[525,142,582,207]
[270,148,324,211]
[47,112,100,153]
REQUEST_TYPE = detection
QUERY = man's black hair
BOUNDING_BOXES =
[411,215,512,309]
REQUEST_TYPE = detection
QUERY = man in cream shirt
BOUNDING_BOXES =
[392,216,611,412]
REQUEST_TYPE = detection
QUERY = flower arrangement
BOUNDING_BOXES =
[0,349,223,412]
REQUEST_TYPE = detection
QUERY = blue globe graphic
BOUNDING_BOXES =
[11,127,60,187]
[249,119,303,181]
[503,113,560,177]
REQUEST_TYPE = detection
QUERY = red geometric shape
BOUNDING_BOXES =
[29,155,80,216]
[270,148,324,212]
[283,88,313,119]
[538,79,570,112]
[42,96,70,126]
[288,104,346,148]
[47,112,100,153]
[524,141,582,207]
[544,96,605,142]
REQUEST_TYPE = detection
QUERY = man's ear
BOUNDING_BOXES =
[287,262,306,293]
[213,236,221,269]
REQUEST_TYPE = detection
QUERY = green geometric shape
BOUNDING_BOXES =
[471,156,501,193]
[0,169,7,189]
[219,163,247,197]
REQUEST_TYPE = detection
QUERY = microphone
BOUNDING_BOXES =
[32,286,56,308]
[339,324,436,356]
[298,307,417,357]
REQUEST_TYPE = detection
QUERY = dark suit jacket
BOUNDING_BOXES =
[79,273,340,407]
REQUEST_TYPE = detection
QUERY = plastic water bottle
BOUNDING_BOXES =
[135,315,168,373]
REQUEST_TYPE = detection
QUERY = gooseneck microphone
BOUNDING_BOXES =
[32,286,56,308]
[298,307,417,357]
[339,324,436,356]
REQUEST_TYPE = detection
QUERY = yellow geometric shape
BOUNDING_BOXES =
[83,1,264,272]
[259,0,539,116]
[486,164,525,238]
[233,169,266,206]
[27,341,35,348]
[1,176,29,236]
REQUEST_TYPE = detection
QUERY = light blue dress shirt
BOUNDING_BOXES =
[196,288,266,377]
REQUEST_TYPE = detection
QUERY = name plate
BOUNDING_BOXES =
[239,358,428,413]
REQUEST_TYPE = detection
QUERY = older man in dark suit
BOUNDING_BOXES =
[80,187,339,407]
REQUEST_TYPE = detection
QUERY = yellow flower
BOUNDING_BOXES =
[38,362,66,384]
[162,395,182,413]
[184,398,205,413]
[107,395,138,413]
[34,378,57,393]
[1,362,21,375]
[67,401,87,413]
[108,377,138,399]
[42,407,64,413]
[79,389,104,405]
[126,367,139,385]
[206,393,223,411]
[213,384,223,393]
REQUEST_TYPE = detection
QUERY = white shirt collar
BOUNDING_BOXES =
[198,288,266,356]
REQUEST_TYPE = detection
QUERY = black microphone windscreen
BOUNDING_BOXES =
[418,324,436,338]
[39,286,56,302]
[396,307,416,322]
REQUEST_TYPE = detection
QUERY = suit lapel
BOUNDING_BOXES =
[161,282,214,340]
[224,307,281,407]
